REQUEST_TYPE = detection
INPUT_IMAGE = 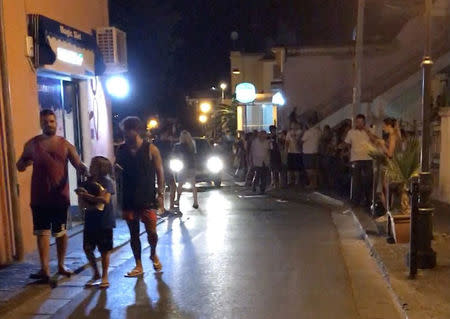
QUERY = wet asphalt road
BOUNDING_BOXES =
[49,186,359,319]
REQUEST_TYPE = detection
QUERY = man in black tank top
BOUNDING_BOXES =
[116,117,165,277]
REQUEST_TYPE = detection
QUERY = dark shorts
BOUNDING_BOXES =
[303,154,319,169]
[287,153,303,171]
[83,228,113,253]
[31,206,68,237]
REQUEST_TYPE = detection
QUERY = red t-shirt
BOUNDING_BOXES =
[30,136,70,207]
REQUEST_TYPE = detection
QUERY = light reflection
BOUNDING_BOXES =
[204,192,230,251]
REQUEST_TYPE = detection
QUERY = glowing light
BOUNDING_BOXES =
[199,114,208,123]
[232,68,241,75]
[57,47,83,65]
[106,76,130,98]
[207,156,223,173]
[236,82,256,103]
[237,106,243,131]
[272,92,286,106]
[200,102,212,113]
[169,158,184,173]
[147,119,158,130]
[220,83,227,90]
[183,182,192,189]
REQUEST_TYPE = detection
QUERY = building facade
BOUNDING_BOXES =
[0,0,115,264]
[230,49,285,132]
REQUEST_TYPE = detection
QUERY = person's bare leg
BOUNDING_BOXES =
[56,234,72,275]
[191,177,198,207]
[169,180,176,209]
[84,244,100,281]
[100,251,111,285]
[37,235,50,277]
[176,182,183,203]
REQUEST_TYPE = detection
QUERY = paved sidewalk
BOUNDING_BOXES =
[0,217,167,314]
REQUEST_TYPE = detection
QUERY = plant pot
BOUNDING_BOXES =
[387,212,410,244]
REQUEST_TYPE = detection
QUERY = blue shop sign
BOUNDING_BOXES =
[28,14,105,75]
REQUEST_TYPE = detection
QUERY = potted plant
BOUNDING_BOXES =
[369,137,420,243]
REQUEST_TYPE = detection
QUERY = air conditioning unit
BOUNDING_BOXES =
[96,27,127,74]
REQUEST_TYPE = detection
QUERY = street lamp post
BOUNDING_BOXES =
[415,0,436,269]
[220,83,227,100]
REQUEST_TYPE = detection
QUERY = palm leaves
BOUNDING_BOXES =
[384,138,420,185]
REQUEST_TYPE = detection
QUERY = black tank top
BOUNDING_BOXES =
[117,141,156,210]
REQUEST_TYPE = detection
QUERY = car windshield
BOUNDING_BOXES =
[194,139,211,155]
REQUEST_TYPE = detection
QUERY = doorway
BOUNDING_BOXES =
[37,75,83,228]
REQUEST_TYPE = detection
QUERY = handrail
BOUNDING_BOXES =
[304,37,450,122]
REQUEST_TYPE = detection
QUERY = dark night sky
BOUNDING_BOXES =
[108,0,356,121]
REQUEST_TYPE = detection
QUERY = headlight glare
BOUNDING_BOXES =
[169,158,184,173]
[207,156,223,173]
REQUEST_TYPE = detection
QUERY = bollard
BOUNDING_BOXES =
[417,172,436,269]
[408,176,419,278]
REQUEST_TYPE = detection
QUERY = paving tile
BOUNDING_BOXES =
[49,287,83,299]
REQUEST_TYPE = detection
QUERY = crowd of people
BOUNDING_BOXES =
[233,113,406,217]
[233,119,353,195]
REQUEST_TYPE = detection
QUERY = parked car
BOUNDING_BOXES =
[169,137,224,187]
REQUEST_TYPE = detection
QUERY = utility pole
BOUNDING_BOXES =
[416,0,436,269]
[352,0,365,125]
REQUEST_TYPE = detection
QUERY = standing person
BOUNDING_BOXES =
[173,130,199,209]
[154,129,177,212]
[245,131,257,187]
[344,114,374,207]
[302,120,321,190]
[76,156,115,289]
[250,131,270,194]
[269,125,282,189]
[279,130,289,188]
[116,117,164,277]
[285,123,302,186]
[16,109,87,282]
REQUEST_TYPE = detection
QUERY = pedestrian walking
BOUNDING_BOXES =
[285,122,303,186]
[173,130,199,209]
[269,125,282,189]
[250,131,270,194]
[116,116,164,277]
[154,128,177,212]
[302,120,321,190]
[319,125,335,189]
[16,109,87,282]
[344,114,374,207]
[76,156,115,289]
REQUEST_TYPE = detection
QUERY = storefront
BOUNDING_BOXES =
[237,93,281,132]
[26,14,114,227]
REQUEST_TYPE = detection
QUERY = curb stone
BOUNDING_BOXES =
[308,192,410,319]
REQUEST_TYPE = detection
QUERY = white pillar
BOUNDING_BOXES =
[439,107,450,203]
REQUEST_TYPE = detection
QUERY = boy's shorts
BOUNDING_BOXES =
[31,206,68,237]
[83,229,113,253]
[122,208,158,226]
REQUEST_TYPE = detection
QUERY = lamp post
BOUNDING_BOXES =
[415,0,436,269]
[220,82,227,100]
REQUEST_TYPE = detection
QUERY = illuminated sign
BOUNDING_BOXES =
[57,47,84,66]
[236,82,256,104]
[272,92,286,106]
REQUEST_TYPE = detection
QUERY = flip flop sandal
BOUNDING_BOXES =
[99,282,110,289]
[85,279,100,287]
[151,258,163,272]
[29,272,48,280]
[124,269,144,277]
[58,269,74,278]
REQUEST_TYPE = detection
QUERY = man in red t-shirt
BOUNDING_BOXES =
[17,109,87,282]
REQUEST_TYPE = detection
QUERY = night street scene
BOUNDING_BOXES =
[0,0,450,318]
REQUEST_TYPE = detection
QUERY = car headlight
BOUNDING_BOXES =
[207,156,223,173]
[169,158,184,173]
